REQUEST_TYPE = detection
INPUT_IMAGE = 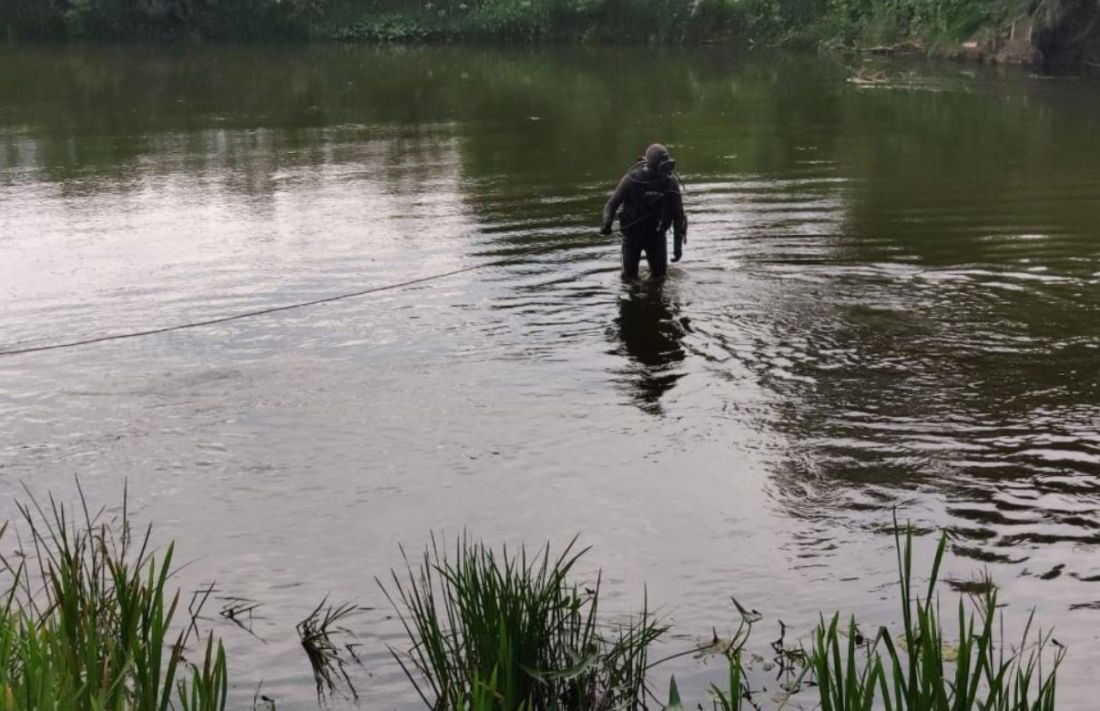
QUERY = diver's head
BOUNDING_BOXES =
[644,143,676,176]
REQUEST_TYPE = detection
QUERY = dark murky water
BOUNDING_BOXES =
[1,45,1099,707]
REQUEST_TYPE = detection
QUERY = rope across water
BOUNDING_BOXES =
[0,245,555,358]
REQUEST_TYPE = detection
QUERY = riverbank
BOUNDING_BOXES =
[0,490,1064,710]
[4,0,1099,67]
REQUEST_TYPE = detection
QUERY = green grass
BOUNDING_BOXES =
[378,523,1064,711]
[808,518,1063,711]
[379,534,665,710]
[0,488,228,711]
[0,487,1067,711]
[666,650,745,711]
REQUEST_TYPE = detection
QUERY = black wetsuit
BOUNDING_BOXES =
[601,161,687,280]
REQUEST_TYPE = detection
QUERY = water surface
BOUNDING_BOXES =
[2,44,1099,707]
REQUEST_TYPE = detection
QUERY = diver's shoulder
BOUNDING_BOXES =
[626,164,656,183]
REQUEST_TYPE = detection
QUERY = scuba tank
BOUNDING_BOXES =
[619,155,684,236]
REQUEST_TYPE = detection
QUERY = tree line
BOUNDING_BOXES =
[3,0,1098,65]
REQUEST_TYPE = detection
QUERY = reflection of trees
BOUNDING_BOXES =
[0,46,479,200]
[817,68,1100,271]
[725,70,1100,558]
[610,281,687,416]
[5,43,1100,554]
[0,46,850,200]
[5,47,1094,207]
[755,260,1100,559]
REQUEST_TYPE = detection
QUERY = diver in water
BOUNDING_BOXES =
[600,144,688,280]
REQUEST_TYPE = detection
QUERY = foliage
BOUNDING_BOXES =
[331,13,438,41]
[665,652,747,710]
[1,0,325,40]
[0,483,1066,711]
[0,0,749,43]
[323,0,736,43]
[379,534,665,710]
[0,491,228,711]
[3,0,1097,53]
[297,597,363,700]
[808,521,1063,711]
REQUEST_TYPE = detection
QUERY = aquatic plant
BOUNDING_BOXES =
[809,520,1063,711]
[0,484,1065,711]
[378,522,1064,711]
[709,652,745,711]
[666,650,746,711]
[379,534,665,710]
[0,487,228,711]
[297,596,363,700]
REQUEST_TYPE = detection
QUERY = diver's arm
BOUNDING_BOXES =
[601,176,628,235]
[668,183,688,261]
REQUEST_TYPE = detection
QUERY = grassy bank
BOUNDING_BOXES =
[4,0,1099,64]
[0,489,1065,709]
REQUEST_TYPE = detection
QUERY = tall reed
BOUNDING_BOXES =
[0,487,228,711]
[380,534,665,710]
[0,485,1066,711]
[809,519,1063,711]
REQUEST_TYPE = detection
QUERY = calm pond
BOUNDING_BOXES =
[1,44,1099,708]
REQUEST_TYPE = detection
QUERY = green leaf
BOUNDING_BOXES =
[667,675,683,710]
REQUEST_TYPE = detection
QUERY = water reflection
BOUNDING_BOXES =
[611,281,687,415]
[4,43,1100,708]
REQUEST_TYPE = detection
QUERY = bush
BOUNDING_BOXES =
[332,13,437,41]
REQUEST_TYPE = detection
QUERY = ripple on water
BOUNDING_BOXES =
[2,46,1100,708]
